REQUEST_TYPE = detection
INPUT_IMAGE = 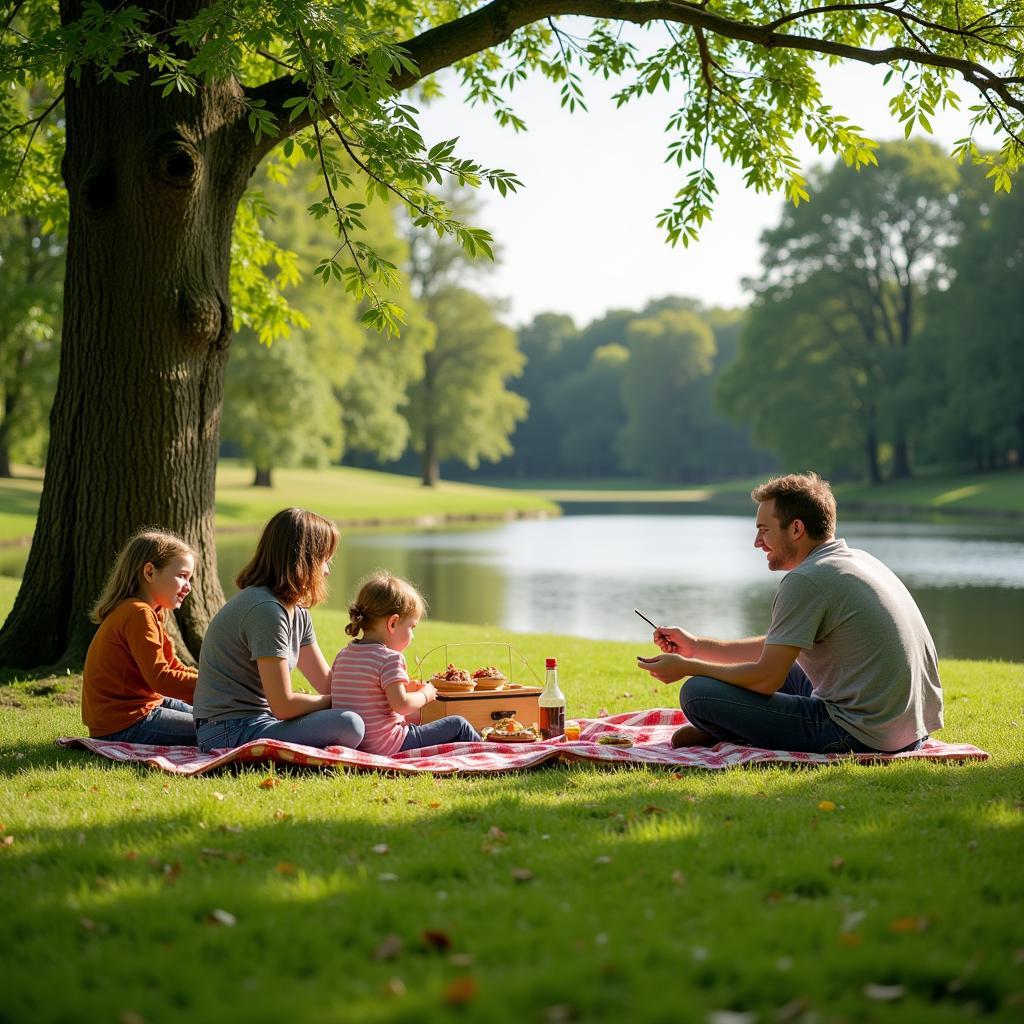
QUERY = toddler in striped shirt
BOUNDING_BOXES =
[330,572,480,755]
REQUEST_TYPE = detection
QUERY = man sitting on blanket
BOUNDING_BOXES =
[637,471,943,754]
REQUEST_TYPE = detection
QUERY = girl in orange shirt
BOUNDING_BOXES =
[82,530,199,745]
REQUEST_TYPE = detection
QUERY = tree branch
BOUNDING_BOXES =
[247,0,1024,159]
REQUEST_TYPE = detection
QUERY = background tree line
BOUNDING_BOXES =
[2,139,1021,490]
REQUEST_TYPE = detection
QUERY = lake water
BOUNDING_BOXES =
[217,513,1024,662]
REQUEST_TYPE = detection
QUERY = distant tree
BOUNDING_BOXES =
[505,313,583,479]
[549,344,629,476]
[0,214,62,475]
[405,286,527,486]
[918,170,1024,469]
[719,140,961,483]
[618,309,717,481]
[221,333,342,487]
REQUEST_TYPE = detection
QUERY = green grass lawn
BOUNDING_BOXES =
[1,574,1022,1024]
[835,470,1024,516]
[0,462,559,544]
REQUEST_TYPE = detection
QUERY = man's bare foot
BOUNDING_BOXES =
[671,724,716,748]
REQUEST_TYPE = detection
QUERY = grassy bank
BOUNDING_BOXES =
[502,469,1024,518]
[1,573,1021,1023]
[0,463,560,544]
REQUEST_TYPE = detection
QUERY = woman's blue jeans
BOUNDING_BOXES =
[196,709,364,752]
[98,697,197,746]
[679,665,925,754]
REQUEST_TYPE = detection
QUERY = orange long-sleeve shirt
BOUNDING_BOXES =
[82,599,197,737]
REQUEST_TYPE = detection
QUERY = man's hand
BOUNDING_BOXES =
[654,626,697,657]
[637,654,693,684]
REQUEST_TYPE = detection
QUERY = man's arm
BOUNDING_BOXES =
[637,642,802,695]
[654,626,766,665]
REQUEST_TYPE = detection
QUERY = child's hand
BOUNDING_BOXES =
[420,683,437,703]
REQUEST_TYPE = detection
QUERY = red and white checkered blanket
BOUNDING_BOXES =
[55,709,988,776]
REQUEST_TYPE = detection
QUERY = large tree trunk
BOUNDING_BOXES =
[0,7,254,668]
[253,467,273,488]
[864,430,881,485]
[890,437,912,480]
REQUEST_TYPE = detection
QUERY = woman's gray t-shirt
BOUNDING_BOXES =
[765,538,943,751]
[193,586,316,723]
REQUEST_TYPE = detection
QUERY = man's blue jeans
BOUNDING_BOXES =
[679,665,925,754]
[196,709,365,752]
[98,697,197,746]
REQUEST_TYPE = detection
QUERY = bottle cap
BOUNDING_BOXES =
[545,658,557,669]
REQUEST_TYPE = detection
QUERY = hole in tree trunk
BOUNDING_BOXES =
[82,166,116,213]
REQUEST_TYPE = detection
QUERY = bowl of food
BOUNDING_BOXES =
[482,716,539,743]
[471,665,507,690]
[429,663,476,693]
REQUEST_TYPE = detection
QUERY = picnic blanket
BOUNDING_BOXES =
[55,709,989,776]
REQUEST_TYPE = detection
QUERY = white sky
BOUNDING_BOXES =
[415,46,996,328]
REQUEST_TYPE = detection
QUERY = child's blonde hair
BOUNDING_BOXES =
[345,572,426,638]
[91,529,196,623]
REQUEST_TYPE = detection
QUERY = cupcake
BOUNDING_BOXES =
[471,665,507,690]
[430,663,475,693]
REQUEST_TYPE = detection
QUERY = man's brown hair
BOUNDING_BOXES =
[236,508,339,607]
[751,472,836,540]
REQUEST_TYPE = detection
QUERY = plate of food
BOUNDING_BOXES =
[471,665,507,690]
[429,663,476,693]
[482,716,540,743]
[596,732,633,747]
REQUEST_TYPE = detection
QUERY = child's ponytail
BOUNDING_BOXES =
[346,572,426,638]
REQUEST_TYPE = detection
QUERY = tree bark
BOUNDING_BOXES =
[0,4,254,667]
[865,430,881,485]
[890,438,912,480]
[253,467,273,488]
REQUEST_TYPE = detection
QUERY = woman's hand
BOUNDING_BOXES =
[654,626,697,657]
[636,653,693,684]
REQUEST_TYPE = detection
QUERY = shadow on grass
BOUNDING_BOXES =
[1,761,1021,1024]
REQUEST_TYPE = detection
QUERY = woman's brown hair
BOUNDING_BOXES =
[345,572,426,638]
[236,508,339,607]
[91,529,195,623]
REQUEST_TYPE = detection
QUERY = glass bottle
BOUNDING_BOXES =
[539,657,566,739]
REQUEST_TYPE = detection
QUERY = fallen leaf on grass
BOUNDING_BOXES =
[89,785,100,794]
[123,849,139,861]
[443,976,478,1006]
[1,835,14,848]
[273,809,290,821]
[211,792,225,802]
[449,952,474,967]
[541,1005,577,1022]
[372,843,390,855]
[888,915,931,934]
[774,996,811,1022]
[863,983,905,1002]
[644,804,666,815]
[79,917,97,931]
[671,870,687,888]
[274,862,296,876]
[620,692,633,699]
[258,777,279,790]
[205,908,236,927]
[510,868,534,883]
[817,800,836,812]
[422,929,452,952]
[487,826,507,841]
[839,933,862,948]
[150,860,182,882]
[428,801,442,809]
[383,977,406,998]
[594,855,612,865]
[119,1012,145,1024]
[830,856,845,873]
[373,934,404,961]
[708,1011,756,1024]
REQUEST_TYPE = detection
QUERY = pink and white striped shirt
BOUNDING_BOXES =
[330,642,410,756]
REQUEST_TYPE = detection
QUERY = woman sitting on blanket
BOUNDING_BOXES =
[82,529,200,745]
[191,508,364,753]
